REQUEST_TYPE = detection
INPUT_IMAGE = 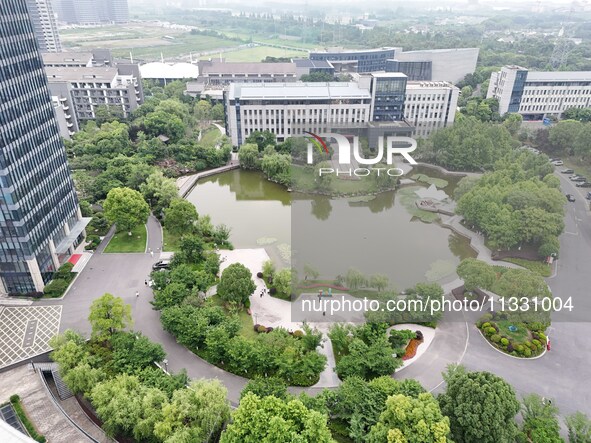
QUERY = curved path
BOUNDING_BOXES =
[39,168,591,414]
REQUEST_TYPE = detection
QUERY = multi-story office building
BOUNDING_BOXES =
[389,48,479,83]
[42,49,113,68]
[226,82,374,146]
[44,56,143,136]
[25,0,61,52]
[52,0,128,24]
[487,65,591,119]
[309,47,478,83]
[0,0,86,294]
[404,81,460,137]
[197,60,298,85]
[365,73,407,122]
[310,47,396,73]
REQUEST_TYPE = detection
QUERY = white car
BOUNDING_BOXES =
[552,160,564,166]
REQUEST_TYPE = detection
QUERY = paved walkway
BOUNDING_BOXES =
[177,163,240,198]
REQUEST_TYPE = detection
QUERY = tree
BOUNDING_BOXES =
[503,113,523,135]
[261,153,291,185]
[95,104,124,125]
[220,393,333,443]
[549,120,583,155]
[194,100,213,122]
[369,274,389,291]
[179,234,205,263]
[164,198,199,235]
[155,99,189,121]
[88,293,132,342]
[518,394,563,443]
[273,268,292,297]
[211,103,225,121]
[314,161,333,191]
[262,260,276,280]
[103,187,150,233]
[245,130,276,151]
[367,393,451,443]
[566,412,591,443]
[217,263,256,306]
[110,332,166,373]
[238,143,260,169]
[140,170,178,217]
[154,379,230,442]
[240,376,288,400]
[300,71,335,82]
[574,123,591,160]
[438,368,520,443]
[143,111,186,142]
[457,258,496,291]
[345,268,366,290]
[336,336,400,380]
[303,263,320,280]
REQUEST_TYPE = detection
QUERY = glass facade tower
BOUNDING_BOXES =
[0,0,85,294]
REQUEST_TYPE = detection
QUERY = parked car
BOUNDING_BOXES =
[586,192,591,200]
[576,182,591,188]
[152,259,171,271]
[572,176,587,182]
[561,169,575,174]
[552,160,564,166]
[566,194,576,202]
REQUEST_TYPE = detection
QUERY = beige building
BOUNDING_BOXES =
[404,81,460,137]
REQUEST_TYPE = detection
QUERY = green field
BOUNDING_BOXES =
[104,224,147,253]
[162,227,182,252]
[200,126,223,147]
[212,46,305,62]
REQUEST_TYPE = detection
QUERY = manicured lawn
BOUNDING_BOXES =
[215,46,304,62]
[503,258,552,277]
[496,320,530,342]
[162,227,182,252]
[200,126,222,147]
[104,225,146,253]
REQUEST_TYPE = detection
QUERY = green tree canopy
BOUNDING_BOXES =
[217,263,256,306]
[103,187,150,233]
[220,393,333,443]
[164,198,199,235]
[238,143,260,169]
[88,293,132,342]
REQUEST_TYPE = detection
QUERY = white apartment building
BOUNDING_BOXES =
[46,65,143,135]
[226,82,372,146]
[404,81,459,137]
[487,65,591,119]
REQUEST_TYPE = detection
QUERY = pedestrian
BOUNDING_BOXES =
[135,290,139,298]
[322,310,326,316]
[144,279,147,286]
[150,250,154,258]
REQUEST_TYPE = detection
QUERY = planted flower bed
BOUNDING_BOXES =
[477,313,547,358]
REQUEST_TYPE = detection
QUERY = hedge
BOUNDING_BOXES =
[9,395,46,443]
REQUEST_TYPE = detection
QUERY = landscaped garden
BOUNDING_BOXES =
[103,224,147,253]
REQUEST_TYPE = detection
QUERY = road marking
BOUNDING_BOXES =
[565,231,579,236]
[429,322,470,393]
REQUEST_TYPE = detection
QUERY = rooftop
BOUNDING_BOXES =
[407,81,456,89]
[311,47,397,55]
[42,52,93,65]
[230,82,371,100]
[45,66,118,83]
[139,62,199,79]
[293,59,334,69]
[200,61,296,75]
[526,70,591,82]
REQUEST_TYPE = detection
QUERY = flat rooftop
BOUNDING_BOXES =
[527,70,591,82]
[293,59,334,69]
[42,52,92,64]
[45,66,118,83]
[230,82,371,100]
[200,61,296,75]
[406,81,455,89]
[310,47,396,55]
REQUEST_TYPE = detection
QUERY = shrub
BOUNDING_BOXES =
[266,327,274,333]
[532,339,542,349]
[293,330,304,337]
[43,279,69,298]
[256,325,267,333]
[486,326,497,336]
[523,348,532,357]
[500,338,509,346]
[491,334,501,343]
[253,324,261,331]
[415,330,424,341]
[54,262,74,280]
[481,313,493,322]
[256,272,263,278]
[85,235,100,250]
[481,322,491,329]
[538,332,547,342]
[269,287,277,295]
[516,345,525,353]
[402,338,421,361]
[507,343,514,353]
[10,394,19,403]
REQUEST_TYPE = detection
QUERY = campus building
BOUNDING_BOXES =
[25,0,62,52]
[487,65,591,119]
[404,81,460,137]
[196,60,297,85]
[0,0,87,294]
[52,0,128,24]
[309,47,479,83]
[44,51,144,136]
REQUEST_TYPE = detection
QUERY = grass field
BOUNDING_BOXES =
[200,126,223,147]
[104,224,147,253]
[162,227,182,252]
[212,46,305,62]
[496,320,530,342]
[291,165,377,195]
[207,294,257,339]
[502,258,552,277]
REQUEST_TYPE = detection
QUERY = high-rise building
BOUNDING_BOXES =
[0,0,87,294]
[25,0,62,52]
[52,0,128,24]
